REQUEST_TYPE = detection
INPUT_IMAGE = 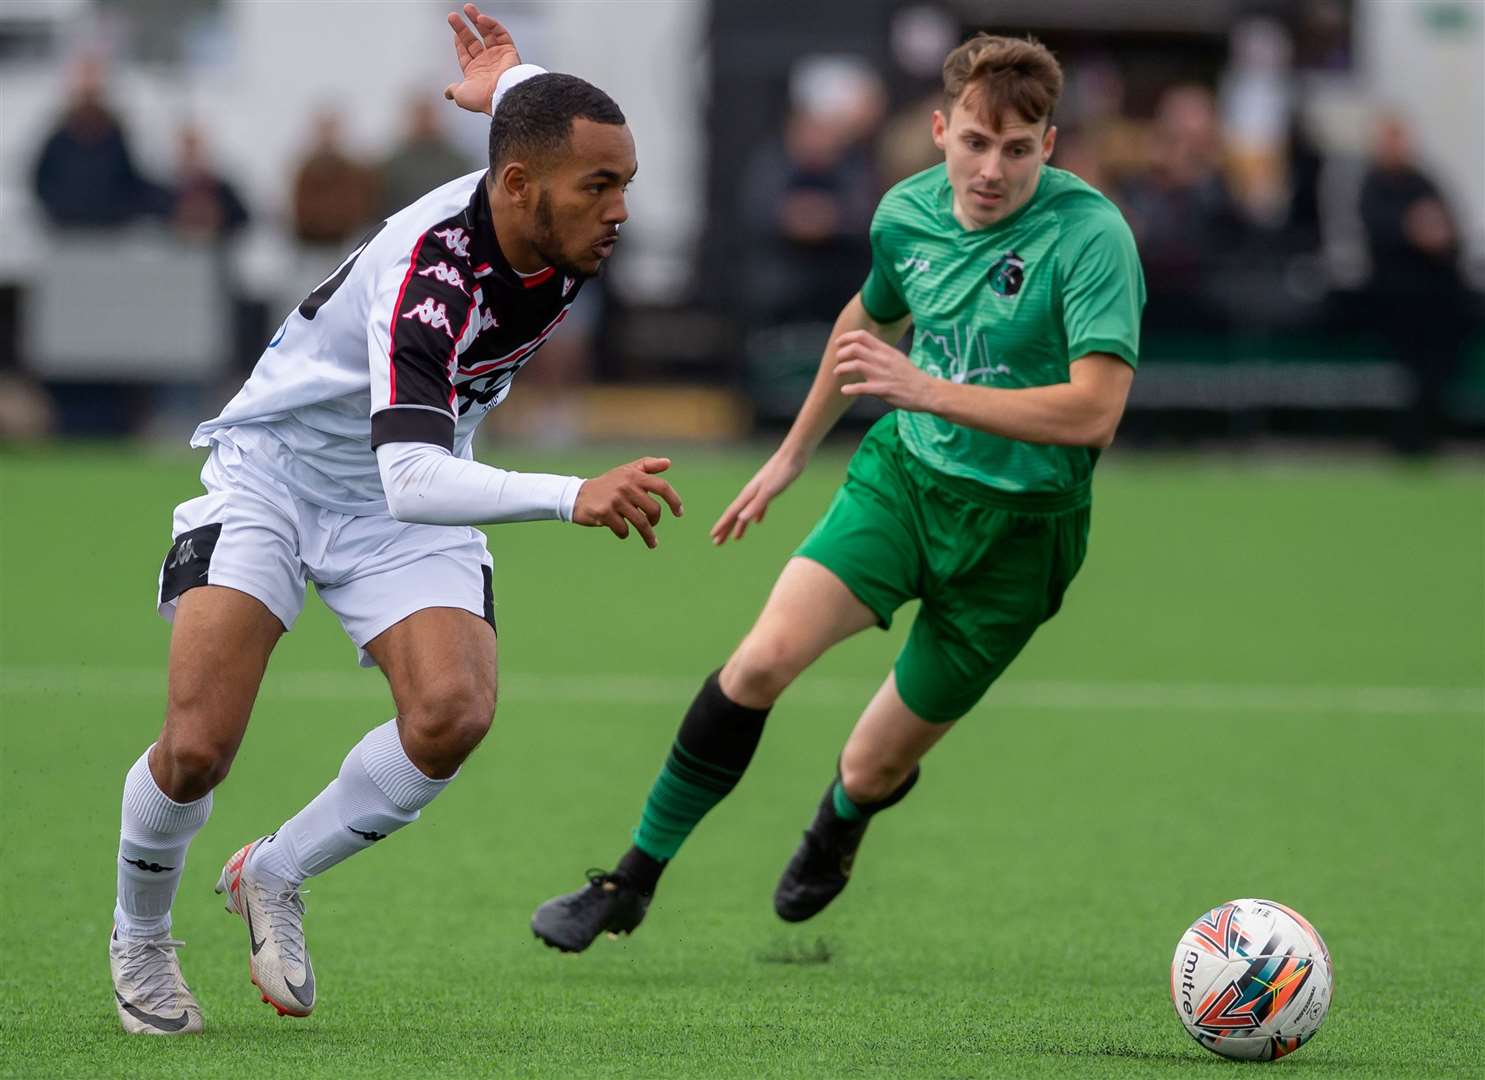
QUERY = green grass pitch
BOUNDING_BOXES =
[1,443,1482,1078]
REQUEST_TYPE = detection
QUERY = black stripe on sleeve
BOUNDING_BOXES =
[371,407,456,450]
[385,224,478,414]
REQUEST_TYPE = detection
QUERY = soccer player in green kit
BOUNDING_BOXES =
[533,32,1145,951]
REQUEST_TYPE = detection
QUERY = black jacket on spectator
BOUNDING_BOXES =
[33,109,166,229]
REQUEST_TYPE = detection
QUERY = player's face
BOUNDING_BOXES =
[529,118,637,278]
[933,93,1055,229]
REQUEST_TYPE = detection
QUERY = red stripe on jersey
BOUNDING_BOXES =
[387,231,430,404]
[519,266,555,289]
[459,306,569,377]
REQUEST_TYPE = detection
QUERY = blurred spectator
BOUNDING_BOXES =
[1280,120,1324,254]
[878,6,957,184]
[291,110,378,247]
[379,96,476,218]
[1050,129,1110,193]
[740,57,884,325]
[32,55,167,229]
[1118,84,1247,334]
[1058,54,1144,186]
[877,92,943,187]
[169,125,250,242]
[0,375,54,442]
[1359,115,1468,455]
[1219,17,1295,226]
[1294,0,1352,72]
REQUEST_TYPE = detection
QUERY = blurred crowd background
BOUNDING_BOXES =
[0,0,1481,455]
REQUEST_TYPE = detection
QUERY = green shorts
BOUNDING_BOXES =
[795,416,1091,723]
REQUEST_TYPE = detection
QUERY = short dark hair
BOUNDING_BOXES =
[487,72,626,173]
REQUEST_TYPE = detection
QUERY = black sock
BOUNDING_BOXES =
[626,669,770,877]
[826,764,921,824]
[615,845,666,895]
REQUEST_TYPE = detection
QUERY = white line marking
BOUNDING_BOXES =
[1,668,1480,716]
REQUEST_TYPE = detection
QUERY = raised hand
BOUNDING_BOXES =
[710,451,805,546]
[573,457,685,549]
[444,3,522,115]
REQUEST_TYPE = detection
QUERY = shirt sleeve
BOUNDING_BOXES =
[858,199,911,324]
[489,64,548,114]
[366,230,481,450]
[1060,212,1146,369]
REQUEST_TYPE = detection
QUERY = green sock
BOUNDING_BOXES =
[631,670,769,861]
[831,780,864,822]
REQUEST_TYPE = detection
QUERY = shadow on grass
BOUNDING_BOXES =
[1053,1038,1379,1071]
[754,937,836,965]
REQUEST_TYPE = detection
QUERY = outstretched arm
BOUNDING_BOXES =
[710,294,910,544]
[443,3,545,115]
[378,443,684,548]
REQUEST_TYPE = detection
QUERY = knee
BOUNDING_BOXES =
[839,745,915,805]
[154,725,235,801]
[723,631,806,708]
[401,677,496,763]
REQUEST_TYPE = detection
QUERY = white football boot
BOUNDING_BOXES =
[109,928,204,1035]
[214,838,315,1017]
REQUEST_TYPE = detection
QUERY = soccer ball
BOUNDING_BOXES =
[1170,898,1333,1061]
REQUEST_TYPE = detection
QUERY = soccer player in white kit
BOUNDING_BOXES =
[108,6,679,1033]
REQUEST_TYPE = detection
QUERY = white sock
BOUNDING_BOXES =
[115,747,213,940]
[249,719,453,886]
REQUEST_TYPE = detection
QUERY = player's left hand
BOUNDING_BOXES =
[444,4,521,116]
[833,331,939,412]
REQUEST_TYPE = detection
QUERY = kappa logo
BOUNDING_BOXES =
[987,250,1026,298]
[896,253,931,275]
[432,227,471,259]
[562,275,575,297]
[418,261,468,294]
[166,538,196,570]
[480,307,498,332]
[121,856,176,873]
[402,297,455,339]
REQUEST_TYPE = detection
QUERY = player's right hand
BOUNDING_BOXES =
[573,457,684,549]
[444,3,521,115]
[710,451,805,546]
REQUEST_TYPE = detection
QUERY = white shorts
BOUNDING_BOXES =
[158,438,494,667]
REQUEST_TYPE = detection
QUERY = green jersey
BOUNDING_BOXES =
[859,163,1145,498]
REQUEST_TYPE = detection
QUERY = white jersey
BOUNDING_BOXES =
[193,169,583,516]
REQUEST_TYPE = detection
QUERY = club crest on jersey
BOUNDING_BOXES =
[418,261,468,294]
[432,227,471,259]
[402,297,455,339]
[987,251,1026,299]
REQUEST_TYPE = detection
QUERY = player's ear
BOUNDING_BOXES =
[498,161,532,205]
[1042,123,1057,162]
[931,109,947,151]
